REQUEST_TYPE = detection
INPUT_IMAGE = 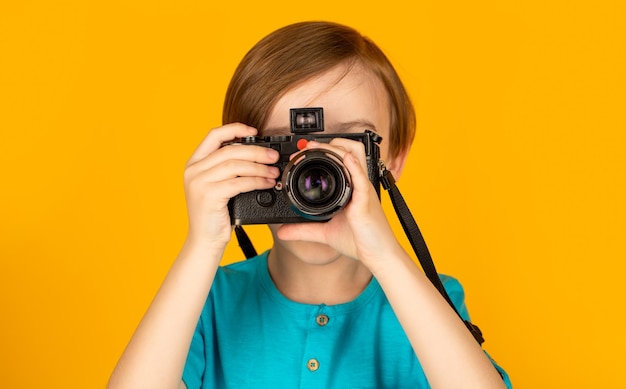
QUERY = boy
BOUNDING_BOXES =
[109,21,511,388]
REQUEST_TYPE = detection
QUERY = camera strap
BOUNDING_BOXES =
[379,163,485,345]
[233,164,485,345]
[235,224,258,259]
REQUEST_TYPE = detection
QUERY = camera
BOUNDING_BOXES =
[228,107,382,225]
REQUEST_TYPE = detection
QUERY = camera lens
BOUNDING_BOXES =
[296,165,336,203]
[282,150,352,220]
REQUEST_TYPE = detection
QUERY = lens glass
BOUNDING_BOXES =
[296,112,317,127]
[296,166,336,204]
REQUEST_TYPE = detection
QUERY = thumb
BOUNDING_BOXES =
[276,223,326,243]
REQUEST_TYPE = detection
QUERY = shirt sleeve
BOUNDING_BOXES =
[441,275,513,389]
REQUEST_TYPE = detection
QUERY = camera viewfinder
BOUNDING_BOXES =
[290,107,324,134]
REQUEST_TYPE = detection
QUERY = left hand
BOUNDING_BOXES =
[276,138,405,268]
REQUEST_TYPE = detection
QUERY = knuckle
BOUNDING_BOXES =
[221,159,241,172]
[183,169,194,185]
[185,174,202,193]
[183,164,200,183]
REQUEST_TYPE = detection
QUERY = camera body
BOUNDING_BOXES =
[228,108,382,225]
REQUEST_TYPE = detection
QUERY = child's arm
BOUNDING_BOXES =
[107,123,280,389]
[278,139,507,389]
[368,247,507,388]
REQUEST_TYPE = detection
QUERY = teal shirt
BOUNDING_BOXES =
[183,251,512,388]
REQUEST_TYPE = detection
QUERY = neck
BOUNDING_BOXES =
[267,243,372,305]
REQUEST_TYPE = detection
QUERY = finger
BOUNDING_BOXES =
[187,123,257,166]
[187,144,280,178]
[220,176,278,199]
[303,139,368,172]
[191,160,280,184]
[343,151,375,205]
[328,138,367,159]
[190,174,278,205]
[276,223,327,243]
[328,138,368,172]
[300,140,346,157]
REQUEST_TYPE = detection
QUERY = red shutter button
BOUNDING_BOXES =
[297,139,308,150]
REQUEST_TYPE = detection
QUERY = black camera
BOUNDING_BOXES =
[228,107,382,225]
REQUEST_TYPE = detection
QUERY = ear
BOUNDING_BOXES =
[384,147,410,181]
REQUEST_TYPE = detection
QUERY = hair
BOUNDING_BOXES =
[223,21,416,159]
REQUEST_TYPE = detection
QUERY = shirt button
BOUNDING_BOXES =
[315,314,329,326]
[307,358,320,372]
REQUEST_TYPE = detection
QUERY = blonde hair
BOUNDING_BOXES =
[223,21,416,158]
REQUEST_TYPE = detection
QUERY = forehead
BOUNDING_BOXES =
[264,64,390,137]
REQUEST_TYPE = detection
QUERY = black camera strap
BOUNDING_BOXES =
[233,165,485,345]
[379,164,484,345]
[234,225,258,259]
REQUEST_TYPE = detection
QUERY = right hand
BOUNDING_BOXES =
[183,123,280,248]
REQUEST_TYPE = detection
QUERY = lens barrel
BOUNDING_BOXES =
[282,150,352,220]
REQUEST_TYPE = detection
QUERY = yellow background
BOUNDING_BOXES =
[1,0,624,387]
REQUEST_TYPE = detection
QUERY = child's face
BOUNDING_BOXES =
[264,64,395,264]
[263,63,392,163]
